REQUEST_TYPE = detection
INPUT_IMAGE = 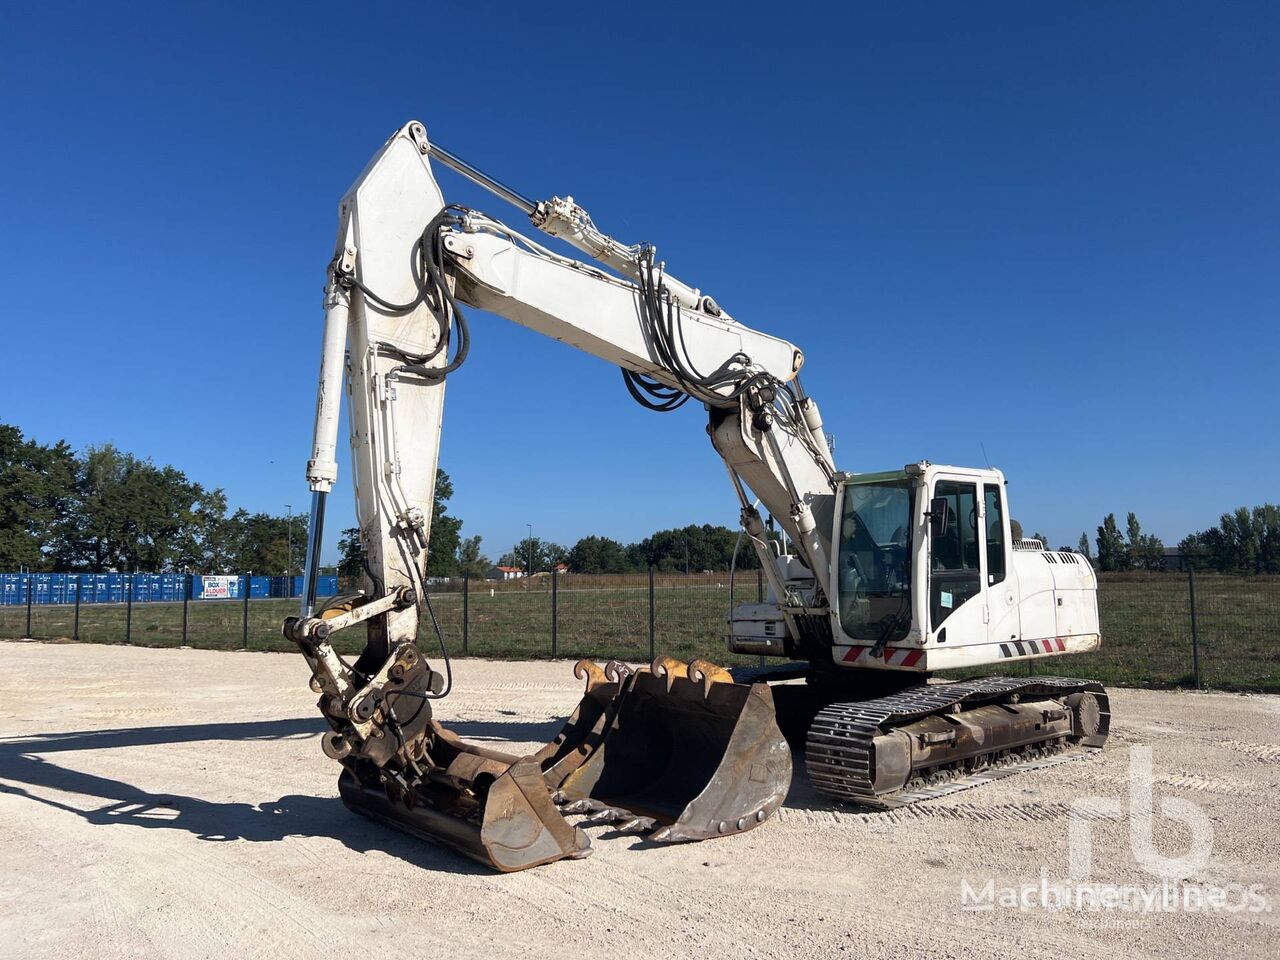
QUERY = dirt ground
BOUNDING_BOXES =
[0,642,1276,960]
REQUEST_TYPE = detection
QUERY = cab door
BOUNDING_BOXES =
[928,476,987,645]
[981,481,1021,647]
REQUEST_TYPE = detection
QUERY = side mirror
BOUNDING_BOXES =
[928,497,950,538]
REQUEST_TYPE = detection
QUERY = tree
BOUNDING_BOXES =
[457,535,490,578]
[1096,514,1130,572]
[1125,512,1165,571]
[226,510,304,574]
[57,444,223,572]
[0,421,478,580]
[1077,532,1092,560]
[1181,504,1280,574]
[337,527,364,586]
[1031,531,1050,549]
[0,424,78,570]
[567,535,633,574]
[626,524,761,572]
[427,469,462,577]
[508,536,565,574]
[171,487,234,572]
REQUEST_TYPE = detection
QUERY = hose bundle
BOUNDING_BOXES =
[621,246,775,412]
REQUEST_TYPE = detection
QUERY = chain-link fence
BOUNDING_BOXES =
[1,570,1276,691]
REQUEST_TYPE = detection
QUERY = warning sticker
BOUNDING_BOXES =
[941,591,953,609]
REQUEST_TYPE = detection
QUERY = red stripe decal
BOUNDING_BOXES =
[842,646,864,662]
[1056,637,1066,651]
[901,650,923,668]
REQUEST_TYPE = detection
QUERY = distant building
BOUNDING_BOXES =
[552,562,569,574]
[487,565,525,581]
[1162,548,1188,572]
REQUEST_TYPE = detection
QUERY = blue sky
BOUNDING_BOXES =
[2,2,1276,564]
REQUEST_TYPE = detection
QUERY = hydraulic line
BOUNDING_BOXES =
[336,207,472,383]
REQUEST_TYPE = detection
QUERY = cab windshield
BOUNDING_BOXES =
[837,479,914,643]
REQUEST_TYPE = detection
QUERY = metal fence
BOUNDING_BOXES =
[0,569,1275,692]
[0,573,337,650]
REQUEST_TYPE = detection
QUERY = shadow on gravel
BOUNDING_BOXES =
[0,716,564,875]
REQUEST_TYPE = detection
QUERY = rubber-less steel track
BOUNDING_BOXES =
[805,676,1111,810]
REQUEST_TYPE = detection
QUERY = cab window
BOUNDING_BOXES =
[836,480,914,644]
[984,484,1006,585]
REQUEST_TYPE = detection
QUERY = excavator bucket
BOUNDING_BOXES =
[545,657,792,842]
[337,723,591,873]
[336,657,789,871]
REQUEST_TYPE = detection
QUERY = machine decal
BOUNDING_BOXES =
[840,646,925,667]
[999,637,1069,658]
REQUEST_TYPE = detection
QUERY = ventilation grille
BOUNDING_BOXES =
[1041,551,1082,565]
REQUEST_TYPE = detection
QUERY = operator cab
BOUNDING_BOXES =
[831,461,1014,662]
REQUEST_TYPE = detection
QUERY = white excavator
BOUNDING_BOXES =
[283,120,1110,872]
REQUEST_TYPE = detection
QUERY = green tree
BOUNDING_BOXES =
[1031,531,1050,549]
[626,524,761,572]
[1077,532,1092,560]
[457,535,490,579]
[0,424,78,570]
[427,469,462,577]
[171,488,236,572]
[567,535,633,574]
[1096,514,1130,572]
[1181,504,1280,573]
[226,510,303,574]
[508,536,565,574]
[337,527,364,587]
[1125,512,1165,571]
[59,444,221,572]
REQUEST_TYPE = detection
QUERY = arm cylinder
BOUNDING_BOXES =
[305,276,351,494]
[300,273,351,615]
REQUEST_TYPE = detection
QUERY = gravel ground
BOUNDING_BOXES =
[0,641,1276,960]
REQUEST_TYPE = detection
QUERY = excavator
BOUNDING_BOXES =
[282,120,1111,872]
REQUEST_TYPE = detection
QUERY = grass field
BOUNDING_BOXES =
[1,573,1275,692]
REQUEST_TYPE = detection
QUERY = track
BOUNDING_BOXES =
[805,676,1111,810]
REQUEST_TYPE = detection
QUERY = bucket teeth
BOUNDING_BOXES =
[557,798,605,815]
[616,816,658,834]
